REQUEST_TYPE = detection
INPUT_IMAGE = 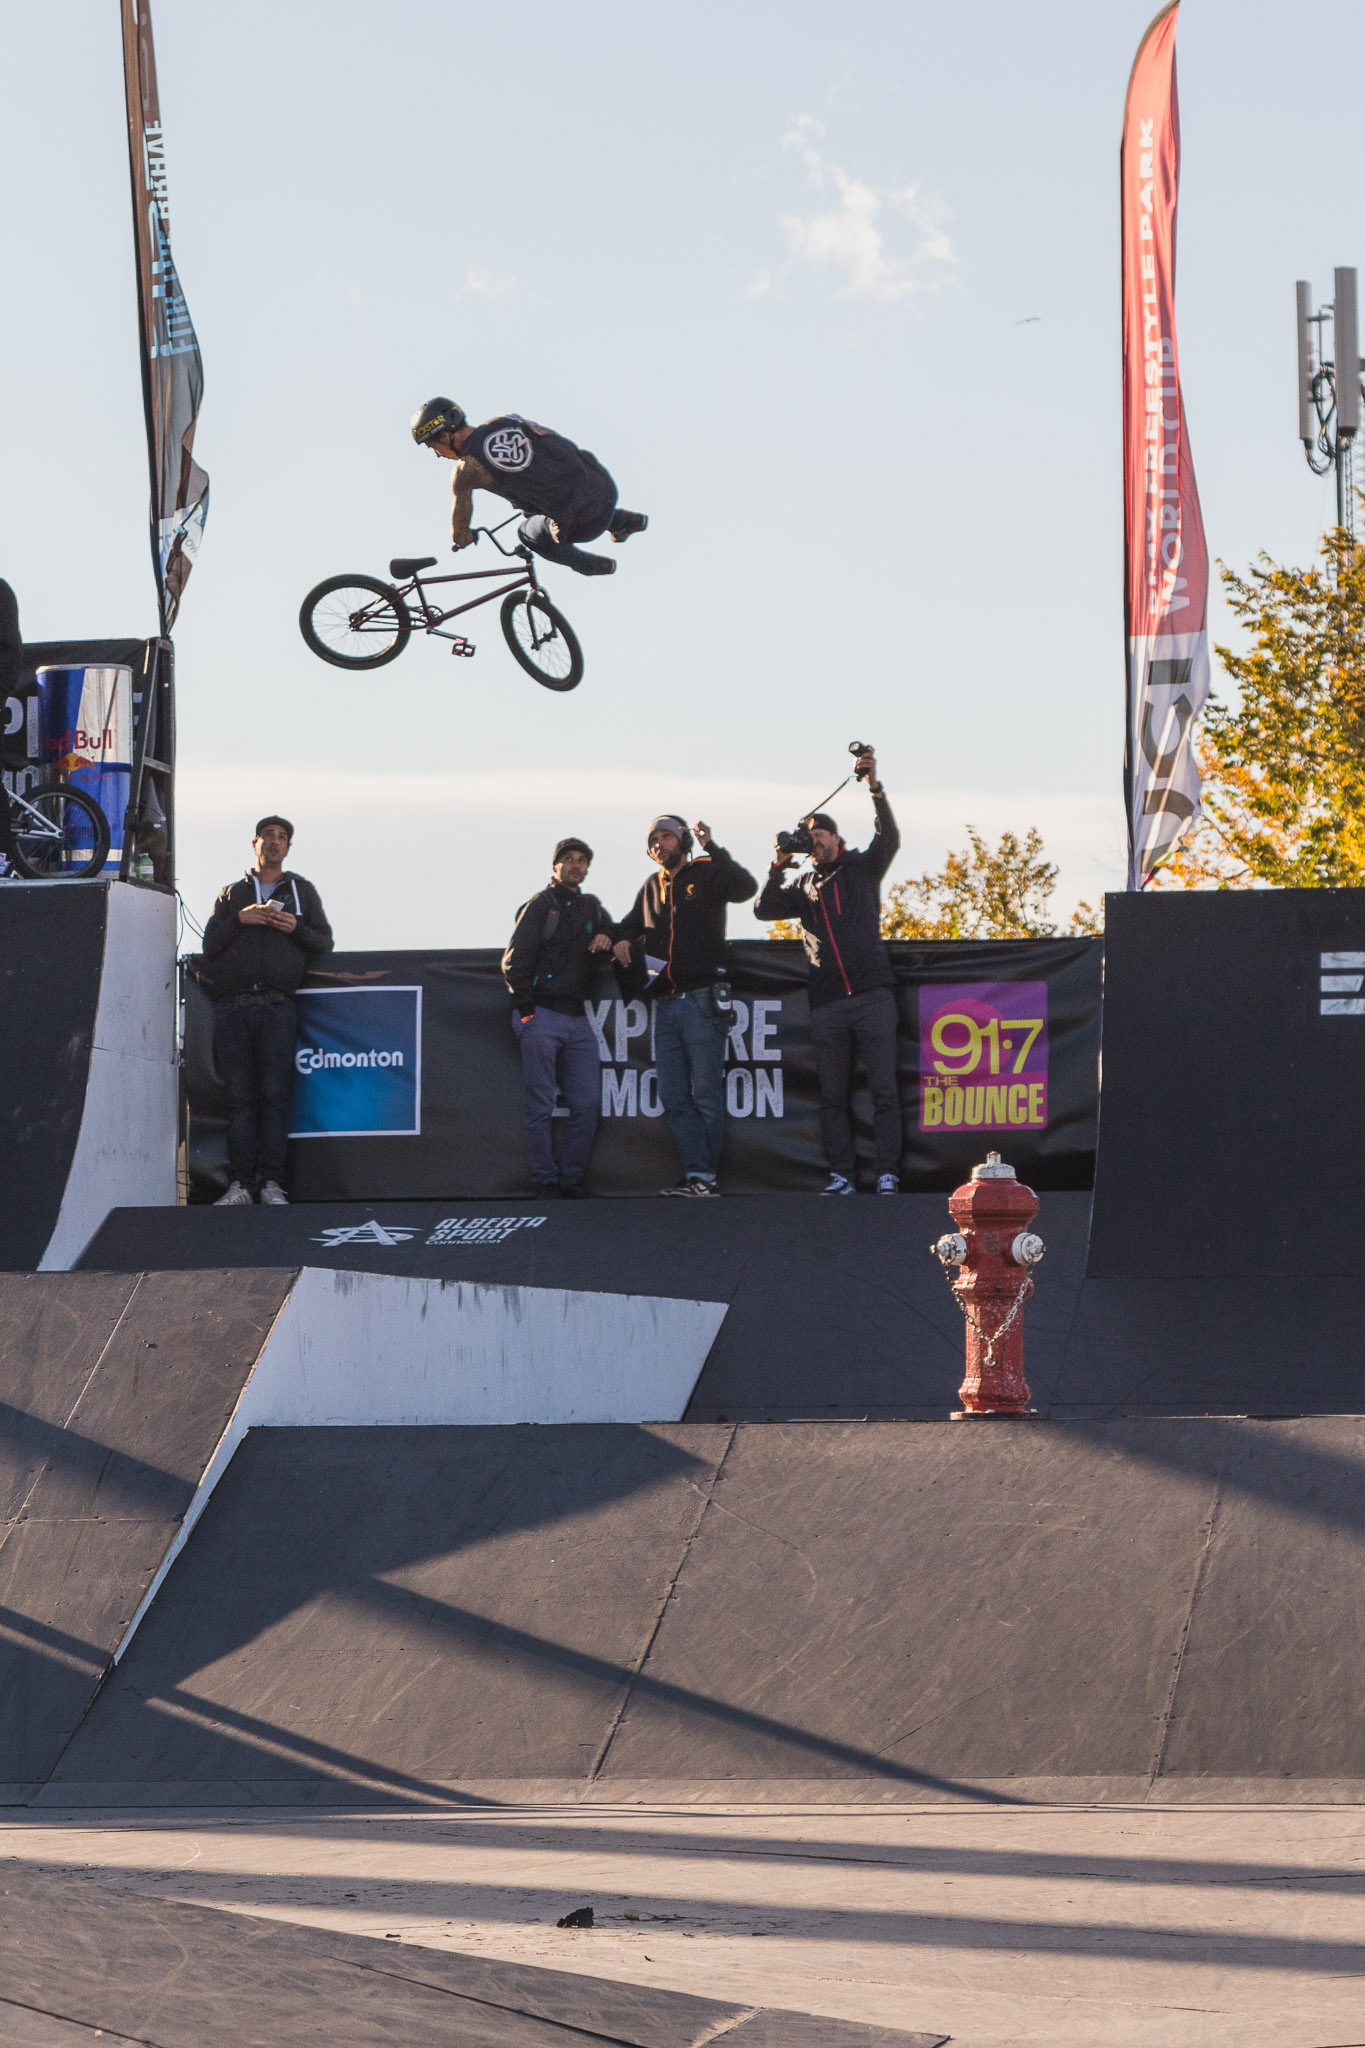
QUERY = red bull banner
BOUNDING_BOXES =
[120,0,208,633]
[1121,1,1210,887]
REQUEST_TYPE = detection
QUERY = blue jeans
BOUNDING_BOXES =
[519,490,617,576]
[654,988,729,1179]
[514,1007,601,1187]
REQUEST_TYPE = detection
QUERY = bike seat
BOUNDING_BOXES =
[389,556,438,578]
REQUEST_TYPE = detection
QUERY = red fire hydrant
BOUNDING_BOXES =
[931,1150,1045,1417]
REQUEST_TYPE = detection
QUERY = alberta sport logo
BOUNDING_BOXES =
[482,425,534,472]
[311,1216,548,1248]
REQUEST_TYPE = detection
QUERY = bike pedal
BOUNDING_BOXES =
[450,638,476,658]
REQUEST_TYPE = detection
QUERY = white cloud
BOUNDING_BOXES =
[464,265,521,302]
[758,115,955,302]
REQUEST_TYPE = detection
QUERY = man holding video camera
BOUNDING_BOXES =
[755,747,903,1194]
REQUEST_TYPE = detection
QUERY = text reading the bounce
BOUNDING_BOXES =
[918,982,1049,1133]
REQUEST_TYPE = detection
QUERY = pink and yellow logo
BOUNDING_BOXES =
[918,981,1048,1132]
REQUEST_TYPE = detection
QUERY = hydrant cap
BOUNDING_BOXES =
[971,1150,1017,1182]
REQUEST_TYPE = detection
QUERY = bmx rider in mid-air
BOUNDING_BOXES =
[411,398,648,577]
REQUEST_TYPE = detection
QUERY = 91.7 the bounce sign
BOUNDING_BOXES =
[918,981,1049,1133]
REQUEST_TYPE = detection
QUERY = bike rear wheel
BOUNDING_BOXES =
[499,590,584,690]
[300,575,411,669]
[10,783,112,879]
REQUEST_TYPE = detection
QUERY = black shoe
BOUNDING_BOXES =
[559,1182,591,1199]
[610,510,648,543]
[533,1184,561,1200]
[577,554,616,576]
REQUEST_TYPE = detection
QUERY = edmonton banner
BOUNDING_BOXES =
[120,0,208,632]
[1121,1,1210,888]
[184,939,1102,1201]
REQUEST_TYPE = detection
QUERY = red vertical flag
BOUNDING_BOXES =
[1122,2,1209,888]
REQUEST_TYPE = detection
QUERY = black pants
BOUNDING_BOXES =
[214,995,297,1188]
[808,985,903,1179]
[518,487,619,575]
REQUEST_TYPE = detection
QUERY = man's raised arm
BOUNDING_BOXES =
[450,455,496,549]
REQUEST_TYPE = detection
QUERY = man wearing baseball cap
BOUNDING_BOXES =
[612,814,757,1196]
[502,837,615,1196]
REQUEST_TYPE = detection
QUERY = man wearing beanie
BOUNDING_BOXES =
[502,837,615,1196]
[754,747,903,1193]
[612,815,757,1196]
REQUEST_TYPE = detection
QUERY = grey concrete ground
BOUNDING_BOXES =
[1,1804,1362,2047]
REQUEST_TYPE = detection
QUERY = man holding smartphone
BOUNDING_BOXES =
[202,816,333,1206]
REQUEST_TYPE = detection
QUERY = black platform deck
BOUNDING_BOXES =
[77,1194,1365,1419]
[34,1414,1365,1807]
[1089,888,1365,1278]
[0,1865,941,2047]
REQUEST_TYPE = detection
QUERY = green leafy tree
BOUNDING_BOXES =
[1159,530,1365,889]
[881,826,1100,938]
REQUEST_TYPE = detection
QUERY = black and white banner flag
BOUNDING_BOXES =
[120,0,208,633]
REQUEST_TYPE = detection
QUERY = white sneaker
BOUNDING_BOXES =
[214,1181,253,1207]
[877,1174,900,1194]
[820,1173,855,1195]
[258,1181,290,1206]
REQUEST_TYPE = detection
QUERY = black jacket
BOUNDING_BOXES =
[502,882,613,1014]
[202,872,334,998]
[617,844,757,997]
[463,416,616,525]
[754,791,900,1009]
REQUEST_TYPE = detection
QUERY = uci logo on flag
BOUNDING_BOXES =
[289,986,423,1139]
[484,426,533,472]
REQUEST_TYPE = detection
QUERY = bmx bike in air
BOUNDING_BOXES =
[6,780,111,879]
[299,515,584,691]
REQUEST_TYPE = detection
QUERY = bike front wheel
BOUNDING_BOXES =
[10,783,112,879]
[499,591,584,691]
[300,575,411,669]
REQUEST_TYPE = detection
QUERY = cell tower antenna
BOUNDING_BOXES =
[1296,268,1362,537]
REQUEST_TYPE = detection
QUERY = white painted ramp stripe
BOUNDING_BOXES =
[113,1268,726,1665]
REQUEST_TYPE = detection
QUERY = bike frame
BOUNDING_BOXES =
[10,785,61,835]
[394,516,542,642]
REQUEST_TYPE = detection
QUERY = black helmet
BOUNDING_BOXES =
[411,396,467,446]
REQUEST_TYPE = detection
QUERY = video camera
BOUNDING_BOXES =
[776,742,873,856]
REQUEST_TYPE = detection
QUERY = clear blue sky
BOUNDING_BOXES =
[1,0,1359,943]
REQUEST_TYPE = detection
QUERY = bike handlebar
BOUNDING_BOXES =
[462,513,524,558]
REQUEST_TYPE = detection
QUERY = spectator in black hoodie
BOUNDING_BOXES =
[613,814,757,1196]
[202,816,333,1206]
[754,749,902,1192]
[501,836,614,1197]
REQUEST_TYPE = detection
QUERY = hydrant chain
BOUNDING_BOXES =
[946,1269,1033,1372]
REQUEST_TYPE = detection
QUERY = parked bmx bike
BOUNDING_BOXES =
[7,780,111,879]
[299,515,584,690]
